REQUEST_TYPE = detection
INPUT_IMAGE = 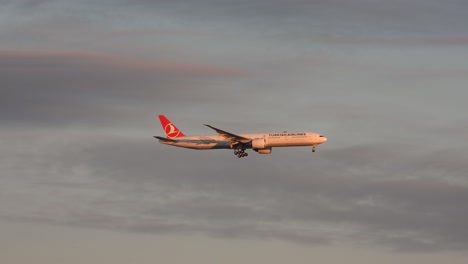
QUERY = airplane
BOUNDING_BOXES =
[154,115,327,158]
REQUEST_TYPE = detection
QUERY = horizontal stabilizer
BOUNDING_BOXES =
[154,136,178,142]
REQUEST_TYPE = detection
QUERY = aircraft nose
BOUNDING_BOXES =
[319,135,327,143]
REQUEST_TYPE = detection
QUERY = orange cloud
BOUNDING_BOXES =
[0,50,244,76]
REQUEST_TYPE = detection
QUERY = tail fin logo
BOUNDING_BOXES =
[165,123,181,138]
[158,115,185,138]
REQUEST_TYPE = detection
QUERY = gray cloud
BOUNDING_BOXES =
[3,0,468,53]
[108,0,468,36]
[1,48,468,252]
[1,127,468,251]
[1,0,468,255]
[0,51,243,126]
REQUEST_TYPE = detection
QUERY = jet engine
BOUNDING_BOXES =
[255,148,272,154]
[251,138,266,149]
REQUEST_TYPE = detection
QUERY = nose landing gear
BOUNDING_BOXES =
[312,146,316,152]
[234,149,248,158]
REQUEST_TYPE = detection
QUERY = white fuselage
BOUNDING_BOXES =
[158,132,327,150]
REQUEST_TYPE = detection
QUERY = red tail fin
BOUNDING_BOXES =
[158,115,186,138]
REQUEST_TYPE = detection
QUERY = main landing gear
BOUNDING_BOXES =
[234,149,248,158]
[312,146,316,152]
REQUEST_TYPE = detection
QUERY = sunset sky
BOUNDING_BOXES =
[1,1,468,263]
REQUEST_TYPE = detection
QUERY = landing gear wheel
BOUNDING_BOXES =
[235,149,248,158]
[312,148,316,152]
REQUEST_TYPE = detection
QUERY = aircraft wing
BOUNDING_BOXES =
[204,124,251,143]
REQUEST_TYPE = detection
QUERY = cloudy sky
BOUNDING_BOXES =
[1,0,468,263]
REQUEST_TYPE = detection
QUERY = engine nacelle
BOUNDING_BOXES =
[251,138,266,149]
[255,148,272,154]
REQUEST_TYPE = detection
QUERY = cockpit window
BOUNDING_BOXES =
[319,135,325,137]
